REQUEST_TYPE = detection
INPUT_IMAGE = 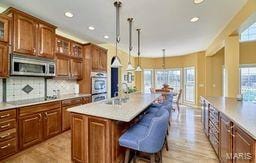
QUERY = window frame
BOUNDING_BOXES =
[183,66,196,104]
[143,69,154,93]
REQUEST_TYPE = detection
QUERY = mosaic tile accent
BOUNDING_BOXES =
[22,84,33,94]
[6,77,45,102]
[47,79,79,96]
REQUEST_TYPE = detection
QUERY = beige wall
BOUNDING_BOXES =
[98,44,136,98]
[240,41,256,64]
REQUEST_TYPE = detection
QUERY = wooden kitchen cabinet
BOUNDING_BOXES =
[0,14,10,43]
[70,59,82,80]
[219,113,233,163]
[233,125,255,163]
[91,44,108,72]
[0,42,8,77]
[71,41,83,58]
[18,113,43,149]
[13,12,37,55]
[5,8,56,58]
[56,55,70,77]
[43,108,61,139]
[37,23,55,59]
[55,35,70,56]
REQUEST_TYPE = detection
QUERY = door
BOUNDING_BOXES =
[43,108,61,139]
[19,113,43,149]
[92,47,100,71]
[143,69,153,93]
[55,35,70,55]
[0,42,8,77]
[62,106,71,131]
[233,125,255,163]
[56,55,70,77]
[13,13,37,55]
[38,23,55,59]
[184,67,196,104]
[0,14,9,43]
[70,59,82,79]
[219,113,232,162]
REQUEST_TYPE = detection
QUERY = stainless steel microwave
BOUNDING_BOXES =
[11,54,56,77]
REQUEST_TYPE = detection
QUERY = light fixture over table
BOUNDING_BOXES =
[111,0,122,68]
[126,18,135,71]
[135,29,142,72]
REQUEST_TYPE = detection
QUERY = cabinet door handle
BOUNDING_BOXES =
[1,143,10,149]
[0,133,10,139]
[1,123,10,128]
[0,114,10,118]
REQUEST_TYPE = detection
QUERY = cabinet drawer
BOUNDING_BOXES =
[0,139,17,159]
[0,110,16,122]
[0,128,16,142]
[62,98,82,107]
[209,132,219,156]
[0,119,16,132]
[19,101,61,116]
[209,121,219,140]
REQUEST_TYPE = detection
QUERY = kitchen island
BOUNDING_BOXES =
[68,93,161,163]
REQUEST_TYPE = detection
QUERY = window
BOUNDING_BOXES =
[143,70,153,93]
[184,67,195,103]
[240,67,256,101]
[155,70,167,89]
[167,69,181,93]
[240,22,256,42]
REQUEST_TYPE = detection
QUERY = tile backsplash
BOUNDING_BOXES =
[0,79,2,102]
[47,79,79,96]
[6,77,45,102]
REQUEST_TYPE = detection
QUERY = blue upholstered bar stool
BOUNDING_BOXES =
[119,109,169,163]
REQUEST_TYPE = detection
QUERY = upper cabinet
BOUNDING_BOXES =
[0,14,10,43]
[90,44,107,72]
[71,42,83,58]
[55,35,70,56]
[5,8,56,59]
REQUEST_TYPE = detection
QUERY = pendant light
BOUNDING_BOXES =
[135,29,142,72]
[126,18,134,71]
[162,49,168,84]
[111,1,122,68]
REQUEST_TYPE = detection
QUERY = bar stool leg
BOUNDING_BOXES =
[124,149,130,163]
[150,154,156,163]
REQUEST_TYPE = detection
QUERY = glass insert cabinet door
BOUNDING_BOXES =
[0,15,9,43]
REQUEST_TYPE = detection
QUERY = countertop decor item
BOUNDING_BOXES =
[111,0,122,68]
[135,29,142,72]
[126,18,135,71]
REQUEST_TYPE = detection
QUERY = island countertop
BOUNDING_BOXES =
[68,93,162,122]
[202,96,256,140]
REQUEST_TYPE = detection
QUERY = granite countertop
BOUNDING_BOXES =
[0,93,91,111]
[68,93,162,122]
[202,96,256,140]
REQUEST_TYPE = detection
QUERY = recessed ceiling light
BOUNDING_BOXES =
[190,17,199,22]
[193,0,204,4]
[64,12,73,18]
[104,35,109,39]
[88,26,95,30]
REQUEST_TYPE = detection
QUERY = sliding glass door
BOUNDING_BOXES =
[143,69,153,93]
[155,70,167,89]
[184,67,195,104]
[167,69,182,93]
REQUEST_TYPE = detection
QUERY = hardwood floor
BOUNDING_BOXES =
[3,106,218,163]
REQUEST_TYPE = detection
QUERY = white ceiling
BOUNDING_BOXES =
[0,0,247,57]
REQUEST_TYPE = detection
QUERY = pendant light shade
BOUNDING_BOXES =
[126,18,134,71]
[111,1,122,68]
[135,29,142,72]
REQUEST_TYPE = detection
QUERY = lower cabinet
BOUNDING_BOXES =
[19,113,43,149]
[44,108,61,139]
[18,102,61,150]
[202,98,256,163]
[233,125,255,163]
[219,113,233,163]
